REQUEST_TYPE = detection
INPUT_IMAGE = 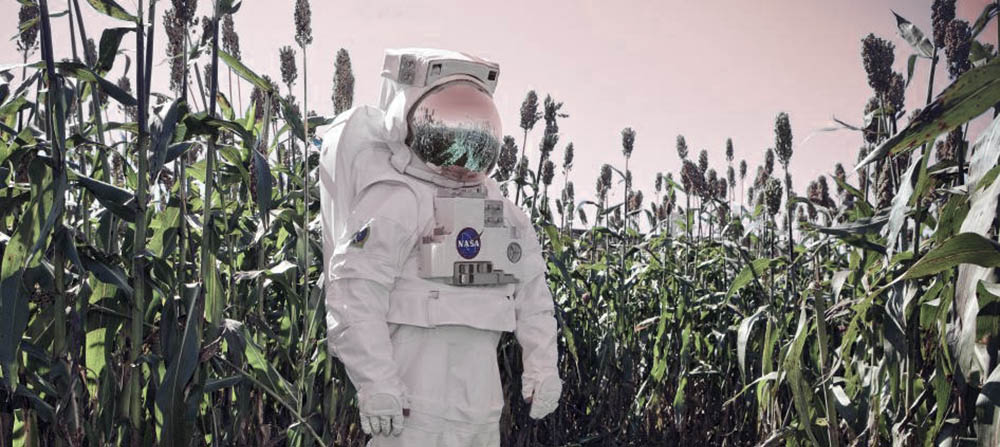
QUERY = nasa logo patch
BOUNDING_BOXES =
[350,226,370,248]
[456,227,481,259]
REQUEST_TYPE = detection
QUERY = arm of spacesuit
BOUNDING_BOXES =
[326,278,405,400]
[512,225,561,419]
[324,181,419,432]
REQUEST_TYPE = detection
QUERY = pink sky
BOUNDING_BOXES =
[2,0,996,208]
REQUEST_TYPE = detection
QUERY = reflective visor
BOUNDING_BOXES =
[407,80,502,182]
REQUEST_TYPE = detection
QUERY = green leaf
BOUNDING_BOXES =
[906,53,918,88]
[95,27,133,74]
[252,148,272,216]
[812,215,887,237]
[156,290,203,447]
[217,0,243,15]
[971,3,999,38]
[783,306,821,446]
[883,152,921,256]
[236,324,298,407]
[0,159,62,387]
[0,95,29,121]
[977,281,1000,341]
[149,99,186,177]
[279,95,305,142]
[726,257,778,299]
[831,174,873,216]
[74,173,138,222]
[79,251,133,297]
[149,206,181,259]
[218,48,273,93]
[902,233,1000,280]
[55,61,136,107]
[892,11,934,58]
[857,56,1000,169]
[970,40,992,67]
[85,0,137,22]
[164,142,195,165]
[205,376,243,393]
[982,362,1000,408]
[84,328,106,396]
[737,306,766,381]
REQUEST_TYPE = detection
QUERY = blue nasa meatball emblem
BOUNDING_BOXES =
[349,226,370,248]
[456,227,481,259]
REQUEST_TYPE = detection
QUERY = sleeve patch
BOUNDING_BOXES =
[349,225,371,248]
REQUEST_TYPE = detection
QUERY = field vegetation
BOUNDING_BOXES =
[1,0,1000,446]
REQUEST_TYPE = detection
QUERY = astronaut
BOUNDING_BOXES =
[319,48,562,446]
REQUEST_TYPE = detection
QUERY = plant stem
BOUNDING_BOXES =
[129,0,149,436]
[202,0,222,338]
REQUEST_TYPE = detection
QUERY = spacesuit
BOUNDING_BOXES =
[319,49,561,446]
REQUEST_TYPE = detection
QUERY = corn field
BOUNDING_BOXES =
[2,0,1000,446]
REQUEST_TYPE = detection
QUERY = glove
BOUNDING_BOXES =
[524,375,562,419]
[359,392,404,436]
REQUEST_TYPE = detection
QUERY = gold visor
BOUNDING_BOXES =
[407,80,502,182]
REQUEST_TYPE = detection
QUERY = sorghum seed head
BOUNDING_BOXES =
[931,0,956,49]
[563,142,574,170]
[834,163,846,193]
[294,0,313,47]
[84,38,97,67]
[764,148,775,177]
[739,160,747,179]
[539,132,557,161]
[861,33,895,96]
[542,95,564,136]
[938,128,964,163]
[542,159,555,187]
[250,75,280,121]
[945,19,972,78]
[774,112,793,168]
[621,127,636,159]
[497,136,518,180]
[628,190,643,211]
[333,48,356,115]
[171,0,197,25]
[681,160,702,194]
[17,2,39,53]
[222,15,241,60]
[876,161,894,208]
[676,135,688,160]
[698,149,709,174]
[516,156,528,184]
[279,46,298,88]
[887,72,905,114]
[599,164,612,190]
[164,8,186,93]
[725,138,734,162]
[765,177,783,217]
[754,166,767,189]
[520,91,540,132]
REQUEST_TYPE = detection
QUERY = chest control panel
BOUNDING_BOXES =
[418,185,522,286]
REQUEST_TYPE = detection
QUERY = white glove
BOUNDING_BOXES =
[525,375,562,419]
[359,393,404,436]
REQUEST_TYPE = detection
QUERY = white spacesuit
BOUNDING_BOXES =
[319,48,561,447]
